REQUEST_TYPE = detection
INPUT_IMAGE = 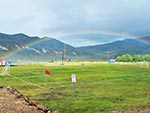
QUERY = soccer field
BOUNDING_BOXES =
[0,62,150,113]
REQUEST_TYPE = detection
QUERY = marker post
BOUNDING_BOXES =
[71,74,76,97]
[45,70,51,87]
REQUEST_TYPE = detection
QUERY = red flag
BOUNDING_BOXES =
[45,70,51,75]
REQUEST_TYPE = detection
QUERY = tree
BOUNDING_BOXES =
[133,55,143,62]
[143,54,150,61]
[121,54,133,62]
[115,54,150,62]
[116,56,121,62]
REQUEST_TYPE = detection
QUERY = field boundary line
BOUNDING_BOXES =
[78,75,150,85]
[8,75,150,89]
[13,76,46,89]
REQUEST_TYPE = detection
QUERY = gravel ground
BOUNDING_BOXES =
[0,86,58,113]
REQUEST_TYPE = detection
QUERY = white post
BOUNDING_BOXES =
[71,74,76,97]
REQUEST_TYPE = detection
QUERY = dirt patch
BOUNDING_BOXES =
[0,86,58,113]
[39,91,67,101]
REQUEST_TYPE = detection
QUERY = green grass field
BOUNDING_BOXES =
[0,62,150,113]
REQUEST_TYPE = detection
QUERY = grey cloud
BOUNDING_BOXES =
[0,0,150,45]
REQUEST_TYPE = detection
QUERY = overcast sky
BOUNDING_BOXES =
[0,0,150,46]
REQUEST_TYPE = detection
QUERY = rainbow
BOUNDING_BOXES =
[48,30,149,44]
[3,30,150,60]
[5,38,53,60]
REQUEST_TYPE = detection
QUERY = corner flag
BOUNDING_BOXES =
[45,70,51,75]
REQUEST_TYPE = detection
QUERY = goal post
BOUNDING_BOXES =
[0,62,10,76]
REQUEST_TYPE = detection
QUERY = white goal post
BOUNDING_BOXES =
[0,63,10,76]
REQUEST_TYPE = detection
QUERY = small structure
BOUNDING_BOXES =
[0,59,6,66]
[108,59,116,64]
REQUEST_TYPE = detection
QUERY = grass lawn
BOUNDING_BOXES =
[0,62,150,113]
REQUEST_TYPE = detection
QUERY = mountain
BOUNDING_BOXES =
[0,33,39,50]
[0,32,150,62]
[0,33,78,62]
[77,37,150,60]
[138,36,150,43]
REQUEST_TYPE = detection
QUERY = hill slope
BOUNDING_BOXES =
[77,37,150,60]
[0,33,78,62]
[0,33,150,61]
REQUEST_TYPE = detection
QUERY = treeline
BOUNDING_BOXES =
[116,54,150,62]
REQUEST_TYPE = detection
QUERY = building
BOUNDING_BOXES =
[0,59,6,66]
[108,59,116,64]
